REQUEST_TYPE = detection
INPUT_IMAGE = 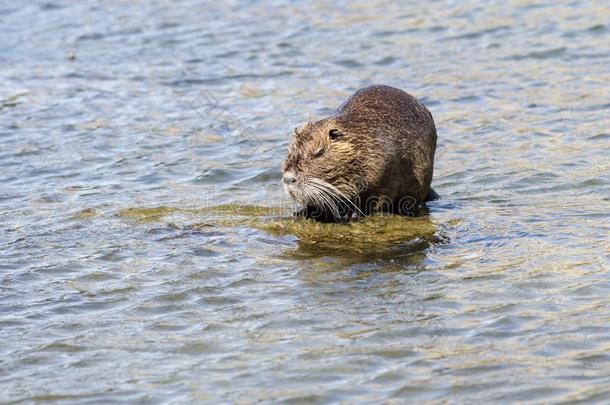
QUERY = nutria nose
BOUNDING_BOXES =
[283,172,297,184]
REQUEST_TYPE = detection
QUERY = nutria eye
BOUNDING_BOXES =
[329,129,343,140]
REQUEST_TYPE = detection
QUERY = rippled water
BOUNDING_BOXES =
[2,1,609,403]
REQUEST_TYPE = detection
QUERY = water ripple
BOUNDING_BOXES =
[1,0,609,403]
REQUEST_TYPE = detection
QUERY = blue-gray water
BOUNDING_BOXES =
[1,1,609,403]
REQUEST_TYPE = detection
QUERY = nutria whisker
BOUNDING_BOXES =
[307,185,348,222]
[309,178,365,217]
[305,182,341,219]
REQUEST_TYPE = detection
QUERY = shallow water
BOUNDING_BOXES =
[1,0,609,403]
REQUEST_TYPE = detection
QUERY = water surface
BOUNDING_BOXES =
[1,0,609,403]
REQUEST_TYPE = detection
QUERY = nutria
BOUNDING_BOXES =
[283,85,438,222]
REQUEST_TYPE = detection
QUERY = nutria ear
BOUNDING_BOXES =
[313,147,325,158]
[328,129,343,140]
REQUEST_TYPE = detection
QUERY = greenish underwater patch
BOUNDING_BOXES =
[113,204,438,255]
[254,215,436,254]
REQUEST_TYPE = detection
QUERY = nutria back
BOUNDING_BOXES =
[283,85,437,222]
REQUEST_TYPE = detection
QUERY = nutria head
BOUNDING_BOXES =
[282,117,374,220]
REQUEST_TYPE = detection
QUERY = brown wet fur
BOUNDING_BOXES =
[283,85,438,222]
